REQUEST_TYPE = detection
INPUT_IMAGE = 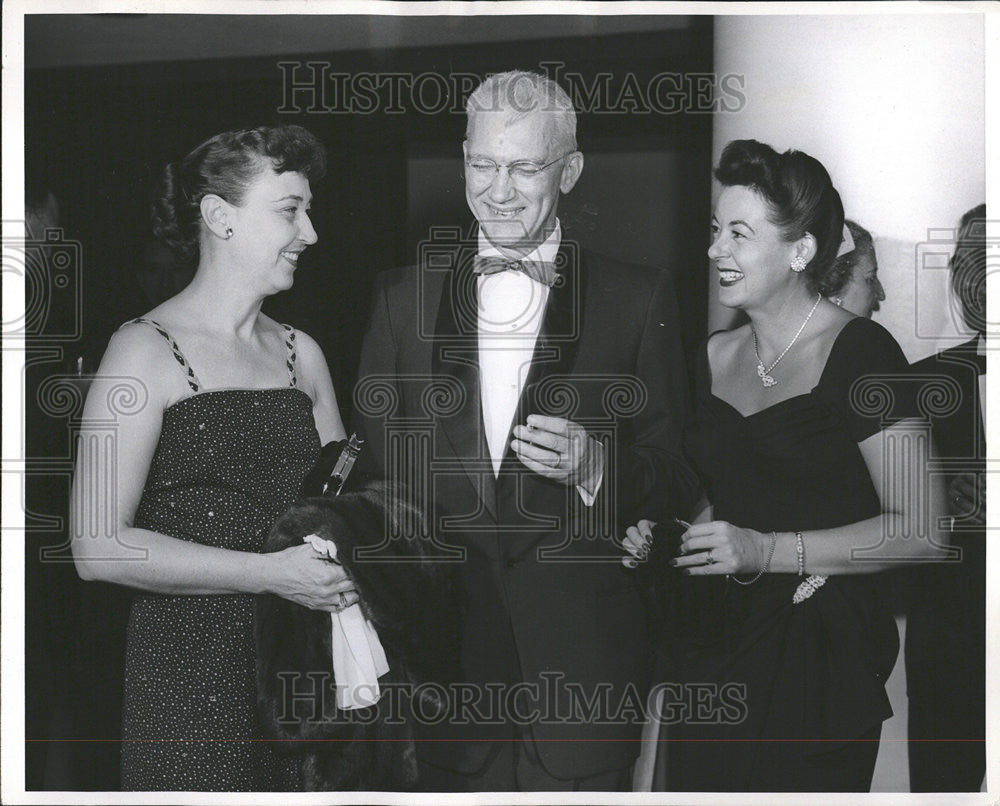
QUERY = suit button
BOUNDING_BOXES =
[505,558,520,568]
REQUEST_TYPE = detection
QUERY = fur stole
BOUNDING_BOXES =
[255,481,459,790]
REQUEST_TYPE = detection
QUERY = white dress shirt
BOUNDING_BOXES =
[476,222,601,504]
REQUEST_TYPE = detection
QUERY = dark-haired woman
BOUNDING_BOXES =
[71,125,354,791]
[626,140,947,792]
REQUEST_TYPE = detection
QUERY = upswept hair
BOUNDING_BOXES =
[715,139,845,296]
[151,124,326,268]
[827,219,877,298]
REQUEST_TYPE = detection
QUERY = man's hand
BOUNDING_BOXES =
[511,414,604,491]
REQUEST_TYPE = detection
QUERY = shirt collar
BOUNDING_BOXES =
[477,219,562,265]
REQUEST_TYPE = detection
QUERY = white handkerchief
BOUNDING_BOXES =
[302,534,390,710]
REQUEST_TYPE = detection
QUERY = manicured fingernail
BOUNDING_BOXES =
[668,558,678,567]
[682,568,691,576]
[625,559,637,568]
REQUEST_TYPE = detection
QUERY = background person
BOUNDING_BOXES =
[826,219,885,317]
[905,203,986,792]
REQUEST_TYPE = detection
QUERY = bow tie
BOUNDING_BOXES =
[473,255,557,287]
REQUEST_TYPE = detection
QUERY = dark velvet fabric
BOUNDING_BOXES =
[654,317,911,792]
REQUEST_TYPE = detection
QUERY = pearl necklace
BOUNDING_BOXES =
[752,294,822,387]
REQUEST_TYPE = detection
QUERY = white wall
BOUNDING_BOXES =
[710,12,986,362]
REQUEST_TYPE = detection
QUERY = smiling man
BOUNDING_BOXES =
[354,71,698,791]
[462,78,582,257]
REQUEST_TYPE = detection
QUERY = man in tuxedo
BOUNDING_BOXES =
[906,204,986,792]
[354,70,698,791]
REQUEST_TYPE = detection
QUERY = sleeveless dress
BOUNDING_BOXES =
[652,317,911,792]
[119,319,321,791]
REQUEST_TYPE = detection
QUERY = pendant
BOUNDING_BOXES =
[757,363,777,387]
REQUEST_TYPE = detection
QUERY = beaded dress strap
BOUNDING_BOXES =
[127,318,201,393]
[282,324,298,388]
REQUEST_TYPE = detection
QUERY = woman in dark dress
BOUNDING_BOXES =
[70,125,357,791]
[625,140,948,792]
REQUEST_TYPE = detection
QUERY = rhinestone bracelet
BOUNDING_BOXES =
[795,532,805,576]
[792,574,828,604]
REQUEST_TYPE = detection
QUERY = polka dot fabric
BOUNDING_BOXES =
[121,386,320,791]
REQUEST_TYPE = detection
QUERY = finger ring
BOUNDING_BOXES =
[549,455,560,468]
[337,592,348,610]
[705,551,716,565]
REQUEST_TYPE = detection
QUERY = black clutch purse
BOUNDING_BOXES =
[648,518,688,567]
[301,433,365,498]
[641,518,730,650]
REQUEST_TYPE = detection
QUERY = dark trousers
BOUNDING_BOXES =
[908,696,985,792]
[417,730,632,792]
[654,726,881,792]
[905,573,985,792]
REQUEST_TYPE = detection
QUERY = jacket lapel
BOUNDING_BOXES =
[431,251,497,520]
[947,338,986,459]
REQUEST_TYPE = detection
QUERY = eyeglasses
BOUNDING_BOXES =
[464,152,575,184]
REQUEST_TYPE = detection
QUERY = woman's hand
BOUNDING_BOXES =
[949,472,985,529]
[673,520,767,576]
[264,543,359,611]
[622,519,657,568]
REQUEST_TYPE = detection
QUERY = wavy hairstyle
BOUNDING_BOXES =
[826,219,877,299]
[715,139,845,296]
[151,124,326,268]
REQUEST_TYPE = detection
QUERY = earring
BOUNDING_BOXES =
[791,255,807,273]
[224,226,233,239]
[831,296,844,307]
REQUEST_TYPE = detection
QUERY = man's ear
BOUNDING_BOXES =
[560,152,584,194]
[200,194,232,240]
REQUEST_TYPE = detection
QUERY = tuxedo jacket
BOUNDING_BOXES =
[905,338,985,688]
[353,242,698,779]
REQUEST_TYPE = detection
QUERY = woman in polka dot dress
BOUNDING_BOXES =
[70,125,357,791]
